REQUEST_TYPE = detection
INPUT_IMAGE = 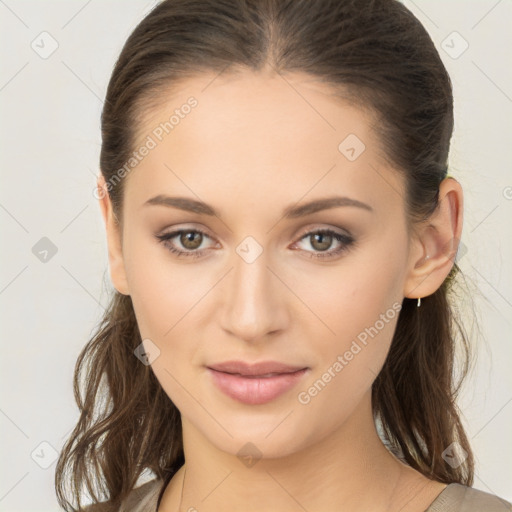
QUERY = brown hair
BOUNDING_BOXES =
[55,0,475,509]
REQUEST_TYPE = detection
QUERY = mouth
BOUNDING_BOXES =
[206,361,309,405]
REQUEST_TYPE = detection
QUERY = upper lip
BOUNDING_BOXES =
[207,360,307,376]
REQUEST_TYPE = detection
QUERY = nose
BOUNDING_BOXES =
[219,246,288,343]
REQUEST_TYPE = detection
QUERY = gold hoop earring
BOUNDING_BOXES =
[417,297,421,307]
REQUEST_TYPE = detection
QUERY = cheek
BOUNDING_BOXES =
[124,244,207,409]
[295,294,400,444]
[287,248,405,347]
[122,230,207,339]
[290,252,404,416]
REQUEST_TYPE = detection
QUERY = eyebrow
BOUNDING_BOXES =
[143,194,373,218]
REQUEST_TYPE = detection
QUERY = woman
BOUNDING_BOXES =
[55,0,512,510]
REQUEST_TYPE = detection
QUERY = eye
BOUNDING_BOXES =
[155,228,217,259]
[291,228,355,260]
[155,226,355,261]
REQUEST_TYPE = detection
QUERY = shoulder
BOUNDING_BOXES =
[427,483,512,512]
[82,479,164,512]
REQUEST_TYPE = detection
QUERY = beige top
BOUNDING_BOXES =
[85,478,512,511]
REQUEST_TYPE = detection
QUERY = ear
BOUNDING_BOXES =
[97,175,130,295]
[403,177,464,300]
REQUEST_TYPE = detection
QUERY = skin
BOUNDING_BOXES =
[98,69,463,511]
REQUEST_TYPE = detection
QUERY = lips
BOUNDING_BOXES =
[206,360,309,405]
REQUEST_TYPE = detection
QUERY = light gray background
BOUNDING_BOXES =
[0,1,511,510]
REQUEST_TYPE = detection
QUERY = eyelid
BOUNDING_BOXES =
[157,223,216,240]
[292,223,353,241]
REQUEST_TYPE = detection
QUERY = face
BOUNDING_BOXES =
[107,70,417,458]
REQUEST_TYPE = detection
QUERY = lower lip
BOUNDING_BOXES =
[207,368,308,405]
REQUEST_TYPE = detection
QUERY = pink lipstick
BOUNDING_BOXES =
[207,360,309,405]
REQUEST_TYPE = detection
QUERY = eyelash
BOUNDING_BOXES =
[155,227,355,261]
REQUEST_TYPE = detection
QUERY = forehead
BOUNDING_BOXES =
[125,70,405,219]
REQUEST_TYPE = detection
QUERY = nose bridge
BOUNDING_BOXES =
[220,238,285,341]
